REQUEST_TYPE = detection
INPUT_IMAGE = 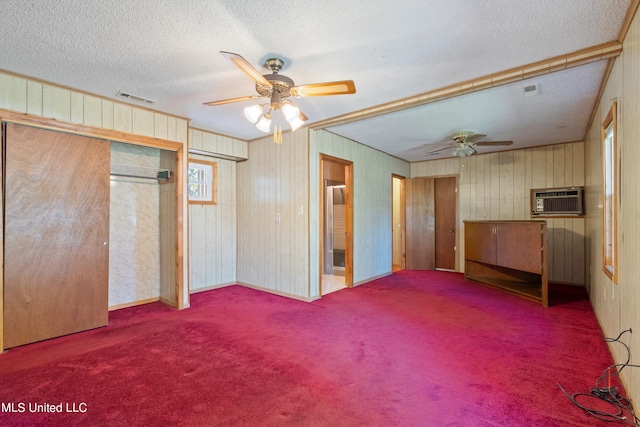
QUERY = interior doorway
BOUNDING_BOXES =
[320,155,353,296]
[392,175,406,272]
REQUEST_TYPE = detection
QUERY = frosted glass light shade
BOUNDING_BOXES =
[289,116,305,132]
[256,115,272,133]
[281,103,300,122]
[244,104,263,123]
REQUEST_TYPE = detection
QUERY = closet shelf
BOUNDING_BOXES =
[110,164,171,180]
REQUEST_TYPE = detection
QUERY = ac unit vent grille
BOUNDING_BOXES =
[531,187,584,216]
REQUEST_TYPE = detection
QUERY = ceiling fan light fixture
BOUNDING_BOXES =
[256,113,272,133]
[244,104,263,123]
[281,103,300,122]
[452,144,474,157]
[288,116,305,132]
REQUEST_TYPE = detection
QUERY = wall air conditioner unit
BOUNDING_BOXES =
[531,187,584,217]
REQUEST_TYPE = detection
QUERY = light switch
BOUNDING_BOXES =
[297,204,304,215]
[276,213,281,223]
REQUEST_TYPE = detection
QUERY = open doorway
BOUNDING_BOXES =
[392,175,406,272]
[320,155,353,296]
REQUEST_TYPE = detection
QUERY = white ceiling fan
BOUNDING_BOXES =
[424,131,514,157]
[204,51,356,142]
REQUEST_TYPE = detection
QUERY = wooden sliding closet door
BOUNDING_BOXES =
[3,124,110,348]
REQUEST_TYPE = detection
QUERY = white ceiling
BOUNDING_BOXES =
[0,0,633,161]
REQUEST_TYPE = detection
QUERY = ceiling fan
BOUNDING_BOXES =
[424,131,513,157]
[204,51,356,142]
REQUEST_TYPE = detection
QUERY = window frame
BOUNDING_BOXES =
[602,101,618,283]
[187,158,217,205]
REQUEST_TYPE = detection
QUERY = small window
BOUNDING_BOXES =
[602,102,617,283]
[188,159,217,205]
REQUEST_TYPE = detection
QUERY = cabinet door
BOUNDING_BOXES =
[496,222,543,274]
[3,124,110,348]
[464,222,497,265]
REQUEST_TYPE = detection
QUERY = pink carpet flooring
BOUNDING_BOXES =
[0,271,627,426]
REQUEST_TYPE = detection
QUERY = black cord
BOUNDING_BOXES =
[558,329,640,426]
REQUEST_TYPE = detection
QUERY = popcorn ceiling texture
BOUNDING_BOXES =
[0,0,632,159]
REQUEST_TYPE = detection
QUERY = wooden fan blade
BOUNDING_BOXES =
[423,144,454,155]
[203,95,262,106]
[220,51,271,86]
[474,140,513,146]
[292,80,356,97]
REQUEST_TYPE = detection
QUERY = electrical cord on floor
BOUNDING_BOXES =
[558,329,640,426]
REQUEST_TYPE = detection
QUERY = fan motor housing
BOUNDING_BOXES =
[256,73,294,98]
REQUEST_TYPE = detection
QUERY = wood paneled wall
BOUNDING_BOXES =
[237,130,310,299]
[0,72,187,141]
[0,69,190,311]
[310,130,411,298]
[585,7,640,403]
[188,129,246,292]
[411,142,586,285]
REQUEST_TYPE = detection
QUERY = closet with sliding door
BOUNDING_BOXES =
[2,123,111,348]
[1,120,181,350]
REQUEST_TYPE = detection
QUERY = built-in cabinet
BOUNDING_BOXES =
[464,220,548,307]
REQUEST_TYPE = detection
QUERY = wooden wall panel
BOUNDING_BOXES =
[187,128,243,292]
[26,81,43,115]
[159,150,177,306]
[585,7,640,404]
[0,74,27,112]
[237,129,309,299]
[411,141,585,285]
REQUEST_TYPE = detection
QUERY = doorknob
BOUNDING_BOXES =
[450,229,455,233]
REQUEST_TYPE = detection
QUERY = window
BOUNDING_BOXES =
[602,102,617,283]
[188,159,217,205]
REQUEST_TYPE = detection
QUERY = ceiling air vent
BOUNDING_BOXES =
[523,84,539,97]
[115,91,156,105]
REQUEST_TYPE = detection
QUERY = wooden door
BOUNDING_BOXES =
[405,177,435,269]
[3,124,110,348]
[435,177,456,270]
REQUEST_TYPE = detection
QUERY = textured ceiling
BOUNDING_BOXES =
[0,0,633,161]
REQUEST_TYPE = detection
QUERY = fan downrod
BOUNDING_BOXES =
[265,58,285,73]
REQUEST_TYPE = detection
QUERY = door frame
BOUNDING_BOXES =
[0,110,186,351]
[392,174,406,271]
[319,154,353,294]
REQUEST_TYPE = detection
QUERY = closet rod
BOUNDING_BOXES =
[110,164,171,180]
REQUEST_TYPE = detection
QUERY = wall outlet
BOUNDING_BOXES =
[276,213,281,223]
[297,204,304,215]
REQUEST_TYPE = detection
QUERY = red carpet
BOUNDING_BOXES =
[0,271,627,426]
